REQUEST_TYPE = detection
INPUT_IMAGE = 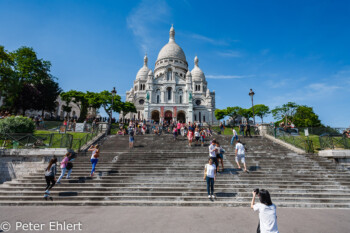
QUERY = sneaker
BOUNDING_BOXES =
[211,195,216,199]
[208,195,211,198]
[45,190,50,194]
[56,181,61,184]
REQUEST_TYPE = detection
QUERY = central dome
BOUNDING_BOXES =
[156,25,187,62]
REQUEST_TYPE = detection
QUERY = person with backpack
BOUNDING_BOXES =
[65,150,77,179]
[215,142,225,172]
[219,122,225,135]
[44,157,58,200]
[251,189,279,233]
[128,126,135,148]
[88,144,100,177]
[56,152,72,184]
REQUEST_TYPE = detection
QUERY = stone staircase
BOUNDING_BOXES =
[0,133,350,208]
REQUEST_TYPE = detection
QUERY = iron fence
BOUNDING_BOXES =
[319,134,350,150]
[0,126,105,151]
[266,126,314,153]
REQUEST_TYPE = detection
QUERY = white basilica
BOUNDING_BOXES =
[122,26,217,124]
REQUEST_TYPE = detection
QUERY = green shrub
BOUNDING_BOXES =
[0,116,35,134]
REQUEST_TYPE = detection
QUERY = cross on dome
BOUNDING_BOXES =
[144,53,148,67]
[194,56,199,67]
[169,25,175,42]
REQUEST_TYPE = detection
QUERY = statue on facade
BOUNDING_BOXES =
[189,92,192,101]
[146,91,150,101]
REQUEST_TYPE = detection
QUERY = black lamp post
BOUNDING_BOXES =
[249,88,255,125]
[108,87,117,134]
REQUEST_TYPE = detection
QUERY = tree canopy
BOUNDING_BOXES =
[253,104,270,123]
[0,46,61,115]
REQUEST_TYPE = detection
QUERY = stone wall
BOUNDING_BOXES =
[0,155,65,184]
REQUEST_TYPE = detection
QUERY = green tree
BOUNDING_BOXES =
[61,90,89,121]
[214,109,226,121]
[121,101,137,118]
[238,108,252,121]
[225,106,242,125]
[253,104,270,123]
[271,102,299,125]
[86,91,124,120]
[293,105,323,127]
[36,76,62,116]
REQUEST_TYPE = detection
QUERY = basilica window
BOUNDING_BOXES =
[157,95,160,103]
[139,99,144,105]
[179,95,182,104]
[198,85,200,91]
[203,115,206,122]
[167,87,172,100]
[194,114,197,121]
[167,70,172,81]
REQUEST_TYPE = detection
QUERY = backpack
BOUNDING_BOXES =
[66,162,73,170]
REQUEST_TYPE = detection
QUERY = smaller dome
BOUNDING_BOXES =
[191,56,205,81]
[148,70,153,76]
[136,54,150,80]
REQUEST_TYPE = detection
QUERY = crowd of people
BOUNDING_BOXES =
[43,119,279,232]
[0,110,12,119]
[343,129,350,138]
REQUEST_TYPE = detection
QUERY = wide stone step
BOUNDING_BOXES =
[0,200,349,208]
[0,196,349,204]
[1,191,350,198]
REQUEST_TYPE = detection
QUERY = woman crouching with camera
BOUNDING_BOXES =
[251,189,279,233]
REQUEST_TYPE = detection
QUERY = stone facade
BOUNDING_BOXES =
[121,26,217,124]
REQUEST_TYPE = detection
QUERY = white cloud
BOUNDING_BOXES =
[190,33,229,46]
[127,0,171,53]
[206,75,253,79]
[217,50,242,57]
[308,83,340,92]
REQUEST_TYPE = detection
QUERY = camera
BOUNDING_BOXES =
[254,188,259,194]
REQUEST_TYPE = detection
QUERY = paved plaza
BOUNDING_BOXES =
[1,206,349,233]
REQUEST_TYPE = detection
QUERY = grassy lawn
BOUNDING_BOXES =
[35,130,88,139]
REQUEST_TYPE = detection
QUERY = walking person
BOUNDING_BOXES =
[219,122,225,135]
[216,142,225,172]
[251,189,279,233]
[200,129,206,147]
[128,126,135,149]
[44,157,58,200]
[173,127,178,141]
[204,158,217,199]
[239,121,245,136]
[209,140,219,172]
[245,122,252,138]
[235,139,248,172]
[88,145,100,177]
[56,152,71,184]
[194,128,200,146]
[231,127,238,145]
[187,124,194,147]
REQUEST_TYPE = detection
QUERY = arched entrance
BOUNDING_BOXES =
[177,111,186,123]
[151,110,160,123]
[164,110,172,123]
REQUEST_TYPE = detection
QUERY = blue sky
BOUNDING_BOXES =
[0,0,349,127]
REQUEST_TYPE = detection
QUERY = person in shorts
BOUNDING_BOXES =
[128,126,135,148]
[215,142,224,172]
[235,139,248,172]
[200,129,206,147]
[209,140,218,170]
[194,128,200,146]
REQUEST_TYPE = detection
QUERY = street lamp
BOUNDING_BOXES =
[109,87,117,133]
[249,88,255,125]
